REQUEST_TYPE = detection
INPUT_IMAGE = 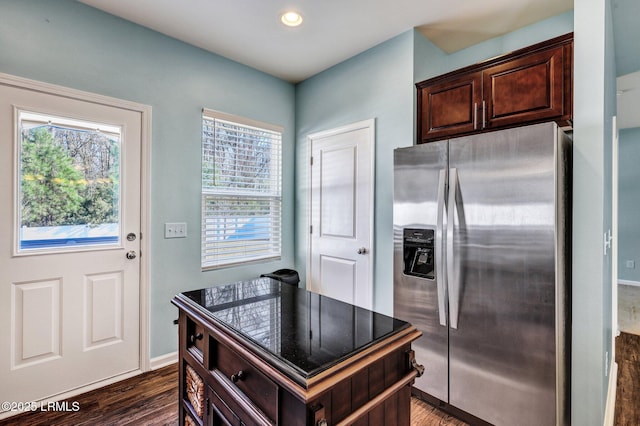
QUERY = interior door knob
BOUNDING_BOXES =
[126,251,137,260]
[356,247,368,254]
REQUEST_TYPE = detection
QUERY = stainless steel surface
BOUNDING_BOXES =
[393,140,449,402]
[446,167,459,330]
[125,250,136,260]
[554,123,571,426]
[393,122,570,426]
[436,169,447,327]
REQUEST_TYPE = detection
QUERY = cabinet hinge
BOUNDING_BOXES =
[310,225,313,234]
[310,156,313,166]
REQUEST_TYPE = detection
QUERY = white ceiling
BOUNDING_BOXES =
[78,0,573,83]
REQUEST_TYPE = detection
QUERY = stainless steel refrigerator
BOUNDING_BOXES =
[393,122,570,426]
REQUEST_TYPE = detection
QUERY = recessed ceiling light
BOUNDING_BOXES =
[281,11,303,27]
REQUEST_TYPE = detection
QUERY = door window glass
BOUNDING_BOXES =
[17,110,121,252]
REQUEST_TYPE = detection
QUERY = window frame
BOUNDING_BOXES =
[201,108,283,270]
[14,109,124,256]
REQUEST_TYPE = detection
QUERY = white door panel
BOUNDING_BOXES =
[11,279,62,368]
[0,78,143,409]
[320,145,356,238]
[318,255,357,303]
[308,120,374,310]
[84,271,124,349]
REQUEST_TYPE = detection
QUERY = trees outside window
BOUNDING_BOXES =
[18,111,121,251]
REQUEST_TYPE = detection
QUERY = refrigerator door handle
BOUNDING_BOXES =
[447,168,460,329]
[435,169,447,327]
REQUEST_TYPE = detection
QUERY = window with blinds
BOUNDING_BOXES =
[201,109,282,269]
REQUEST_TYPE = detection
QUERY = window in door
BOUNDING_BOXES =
[201,109,282,269]
[16,110,121,253]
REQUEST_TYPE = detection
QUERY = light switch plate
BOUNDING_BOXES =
[165,222,187,238]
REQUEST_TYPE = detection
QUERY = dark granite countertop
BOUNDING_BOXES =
[174,277,410,385]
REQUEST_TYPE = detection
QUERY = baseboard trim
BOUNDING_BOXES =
[619,279,640,287]
[150,351,178,370]
[604,361,618,426]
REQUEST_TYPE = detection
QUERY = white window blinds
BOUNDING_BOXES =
[201,109,282,269]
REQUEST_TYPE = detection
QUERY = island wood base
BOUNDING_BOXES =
[174,297,422,426]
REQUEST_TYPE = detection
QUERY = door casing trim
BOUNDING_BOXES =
[0,72,152,375]
[306,118,375,309]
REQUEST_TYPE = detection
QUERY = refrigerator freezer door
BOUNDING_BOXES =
[393,141,449,402]
[447,122,568,425]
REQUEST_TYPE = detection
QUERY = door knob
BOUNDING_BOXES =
[126,251,137,260]
[356,247,368,255]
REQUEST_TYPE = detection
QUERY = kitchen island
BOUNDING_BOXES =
[172,278,423,426]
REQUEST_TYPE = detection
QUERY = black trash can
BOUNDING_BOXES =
[260,268,299,286]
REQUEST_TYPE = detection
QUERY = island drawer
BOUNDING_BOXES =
[208,377,273,426]
[186,316,205,360]
[209,338,278,422]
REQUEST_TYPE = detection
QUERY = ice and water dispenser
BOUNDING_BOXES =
[402,228,435,279]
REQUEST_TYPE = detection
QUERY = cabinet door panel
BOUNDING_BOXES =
[415,34,572,143]
[484,45,565,128]
[418,72,482,143]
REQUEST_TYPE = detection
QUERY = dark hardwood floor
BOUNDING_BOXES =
[615,332,640,426]
[0,364,462,426]
[3,337,637,426]
[0,366,178,426]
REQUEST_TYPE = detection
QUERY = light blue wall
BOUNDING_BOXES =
[0,3,618,421]
[612,0,640,76]
[604,0,617,409]
[294,31,415,315]
[295,14,573,316]
[614,0,640,285]
[0,0,296,358]
[618,128,640,282]
[295,8,619,423]
[572,0,615,423]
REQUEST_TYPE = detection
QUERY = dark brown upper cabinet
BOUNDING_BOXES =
[416,33,573,143]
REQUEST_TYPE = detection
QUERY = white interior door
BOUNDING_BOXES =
[0,77,144,411]
[308,119,374,309]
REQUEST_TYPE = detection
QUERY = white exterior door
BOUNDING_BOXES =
[0,76,145,412]
[308,120,374,309]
